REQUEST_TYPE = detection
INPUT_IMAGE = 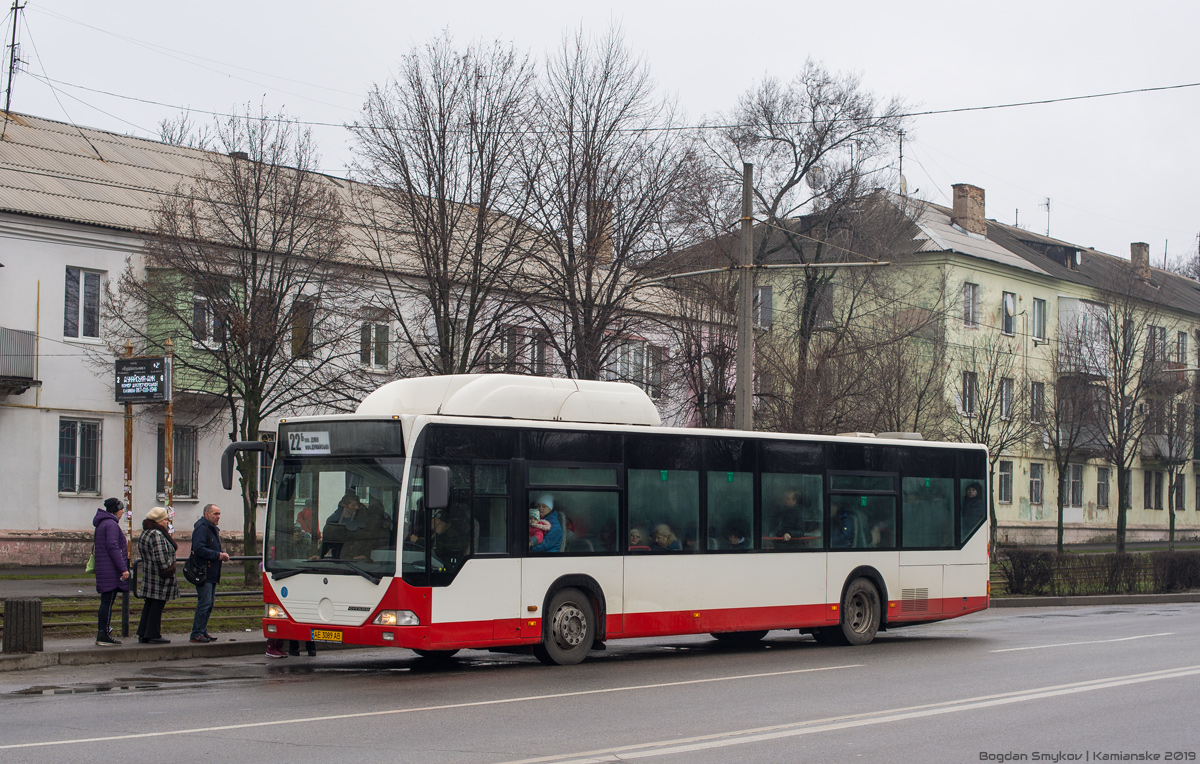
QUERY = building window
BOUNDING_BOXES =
[360,318,390,369]
[156,426,198,499]
[532,329,551,376]
[1177,331,1188,364]
[963,282,979,327]
[960,371,977,416]
[1032,298,1046,341]
[64,267,102,339]
[1097,467,1110,508]
[1143,470,1163,510]
[1029,462,1044,505]
[1146,326,1166,363]
[191,293,226,345]
[291,297,316,359]
[1174,474,1186,512]
[1000,377,1013,420]
[1030,381,1045,423]
[258,432,275,499]
[615,339,664,400]
[1001,292,1015,335]
[815,282,835,328]
[1068,464,1084,508]
[998,461,1013,503]
[58,418,101,493]
[753,286,773,330]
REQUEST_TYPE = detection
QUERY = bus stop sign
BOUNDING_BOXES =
[115,357,171,403]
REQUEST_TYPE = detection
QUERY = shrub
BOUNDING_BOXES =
[997,548,1054,595]
[1150,550,1200,593]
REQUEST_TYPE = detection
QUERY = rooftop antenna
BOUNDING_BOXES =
[3,0,24,114]
[898,130,905,196]
[1040,197,1051,237]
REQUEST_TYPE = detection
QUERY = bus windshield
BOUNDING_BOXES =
[264,456,404,581]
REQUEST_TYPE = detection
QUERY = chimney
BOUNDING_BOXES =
[1131,242,1151,280]
[228,151,249,161]
[587,199,614,265]
[951,183,987,236]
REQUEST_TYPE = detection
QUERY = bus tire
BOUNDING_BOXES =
[413,649,460,660]
[534,588,595,666]
[836,577,881,646]
[711,630,768,644]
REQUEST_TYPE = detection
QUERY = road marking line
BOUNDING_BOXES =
[990,632,1174,653]
[493,665,1200,764]
[0,663,861,750]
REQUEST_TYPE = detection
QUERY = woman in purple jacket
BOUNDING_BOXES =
[93,497,130,646]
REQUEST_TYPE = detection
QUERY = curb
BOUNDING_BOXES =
[0,639,269,672]
[991,592,1200,608]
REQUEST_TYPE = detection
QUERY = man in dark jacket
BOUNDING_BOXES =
[189,504,230,643]
[93,497,130,646]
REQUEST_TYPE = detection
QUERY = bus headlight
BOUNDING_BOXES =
[266,603,288,619]
[373,610,419,626]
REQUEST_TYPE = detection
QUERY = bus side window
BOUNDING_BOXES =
[761,473,823,550]
[901,477,954,549]
[628,469,698,553]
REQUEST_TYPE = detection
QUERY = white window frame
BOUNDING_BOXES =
[1030,381,1045,423]
[1068,464,1084,508]
[1096,467,1110,508]
[1000,377,1013,420]
[961,371,977,416]
[64,267,103,341]
[1001,292,1015,335]
[753,286,773,330]
[58,417,102,494]
[963,282,979,327]
[1029,462,1044,505]
[998,460,1013,504]
[1032,298,1047,341]
[157,425,198,500]
[359,314,390,370]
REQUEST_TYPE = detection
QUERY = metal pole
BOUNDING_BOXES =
[735,163,754,431]
[122,342,133,638]
[165,338,174,518]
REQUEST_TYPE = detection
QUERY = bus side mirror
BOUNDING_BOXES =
[221,441,274,491]
[426,466,450,510]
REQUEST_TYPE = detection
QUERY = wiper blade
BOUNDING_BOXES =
[312,558,383,585]
[269,568,304,581]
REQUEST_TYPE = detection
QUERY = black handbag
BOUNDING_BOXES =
[182,552,207,585]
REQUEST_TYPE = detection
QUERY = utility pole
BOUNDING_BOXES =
[3,1,24,114]
[1040,197,1051,237]
[735,162,754,431]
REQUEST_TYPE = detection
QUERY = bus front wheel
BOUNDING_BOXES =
[534,588,595,666]
[835,577,881,646]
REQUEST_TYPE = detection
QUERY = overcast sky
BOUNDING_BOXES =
[6,0,1197,264]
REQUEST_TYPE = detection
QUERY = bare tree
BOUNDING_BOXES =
[110,107,358,582]
[700,63,912,431]
[519,28,690,380]
[352,34,537,377]
[1141,363,1191,550]
[158,110,212,150]
[1083,270,1163,553]
[948,331,1035,547]
[1042,315,1106,553]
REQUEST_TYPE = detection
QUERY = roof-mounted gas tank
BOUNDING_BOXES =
[355,374,662,427]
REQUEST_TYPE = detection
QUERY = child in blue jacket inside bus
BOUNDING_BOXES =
[529,495,563,553]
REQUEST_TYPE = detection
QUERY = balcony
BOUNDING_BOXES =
[1145,360,1188,394]
[0,327,42,396]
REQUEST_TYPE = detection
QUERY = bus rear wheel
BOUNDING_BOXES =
[834,577,881,646]
[534,588,595,666]
[711,630,769,644]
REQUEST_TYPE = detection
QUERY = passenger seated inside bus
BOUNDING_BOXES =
[651,523,681,552]
[628,527,649,551]
[528,495,563,553]
[725,522,750,550]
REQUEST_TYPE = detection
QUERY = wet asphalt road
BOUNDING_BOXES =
[1,604,1198,764]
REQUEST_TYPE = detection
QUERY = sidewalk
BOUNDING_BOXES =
[0,629,270,672]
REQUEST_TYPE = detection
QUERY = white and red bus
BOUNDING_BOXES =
[225,374,989,665]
